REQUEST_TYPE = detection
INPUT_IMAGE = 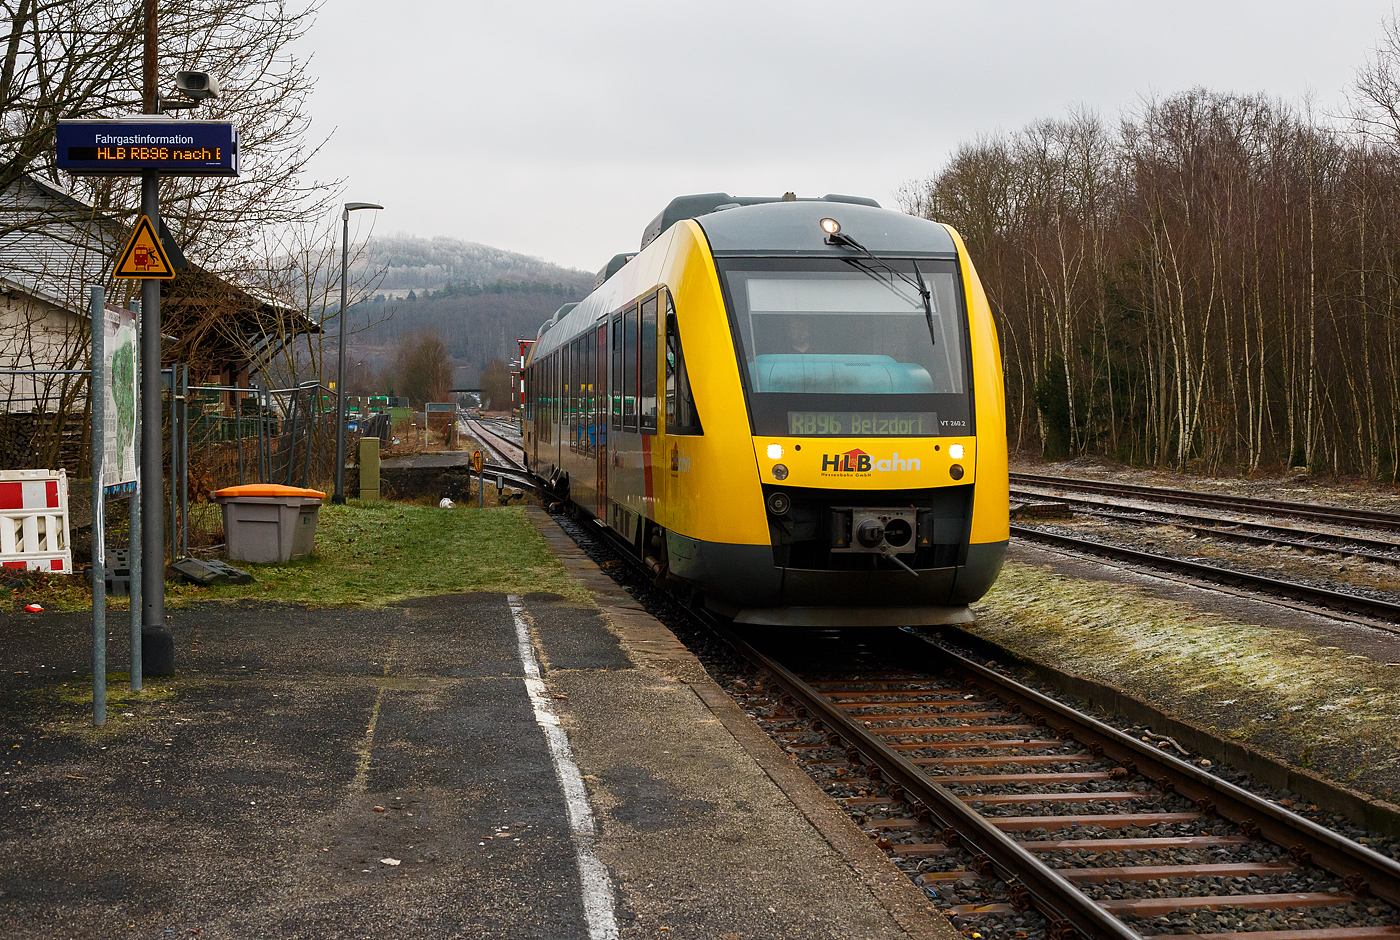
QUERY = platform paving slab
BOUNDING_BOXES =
[0,527,952,938]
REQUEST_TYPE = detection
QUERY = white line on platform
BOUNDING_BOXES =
[508,594,619,940]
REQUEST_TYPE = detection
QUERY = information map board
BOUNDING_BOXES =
[101,303,138,497]
[56,119,238,176]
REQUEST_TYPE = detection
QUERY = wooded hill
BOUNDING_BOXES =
[902,45,1400,480]
[347,235,595,384]
[365,234,595,293]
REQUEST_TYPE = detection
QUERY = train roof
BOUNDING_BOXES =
[594,252,636,289]
[640,192,879,250]
[529,197,960,362]
[696,200,958,259]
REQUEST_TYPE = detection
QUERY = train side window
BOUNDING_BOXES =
[580,336,591,454]
[568,342,576,448]
[596,324,607,452]
[611,315,622,429]
[581,336,591,455]
[639,294,658,433]
[623,305,638,431]
[664,290,703,435]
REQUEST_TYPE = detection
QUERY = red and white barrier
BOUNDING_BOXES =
[0,469,71,572]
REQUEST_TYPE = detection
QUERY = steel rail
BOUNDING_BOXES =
[558,510,1400,938]
[1046,505,1400,568]
[451,417,545,495]
[891,631,1400,910]
[1011,524,1400,623]
[1010,488,1400,560]
[1011,472,1400,534]
[463,417,526,471]
[714,620,1145,940]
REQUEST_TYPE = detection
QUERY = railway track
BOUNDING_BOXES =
[1011,491,1400,565]
[457,416,542,494]
[462,416,526,470]
[555,497,1400,940]
[1008,524,1400,624]
[1009,473,1400,625]
[726,626,1400,940]
[1011,473,1400,536]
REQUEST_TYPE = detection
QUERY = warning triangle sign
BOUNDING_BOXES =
[113,215,175,279]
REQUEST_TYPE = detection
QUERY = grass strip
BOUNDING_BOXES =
[19,502,589,611]
[968,560,1400,800]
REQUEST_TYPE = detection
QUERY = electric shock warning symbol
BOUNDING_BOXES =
[113,215,174,279]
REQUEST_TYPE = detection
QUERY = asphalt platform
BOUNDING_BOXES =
[0,510,949,939]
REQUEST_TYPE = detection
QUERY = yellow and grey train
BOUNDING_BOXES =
[523,193,1008,627]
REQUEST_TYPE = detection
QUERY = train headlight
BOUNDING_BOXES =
[819,217,841,236]
[948,443,964,459]
[772,463,789,480]
[766,491,791,515]
[766,443,784,459]
[950,464,965,480]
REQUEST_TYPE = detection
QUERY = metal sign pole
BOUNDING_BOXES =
[474,450,484,508]
[90,287,107,726]
[140,171,172,675]
[129,300,142,692]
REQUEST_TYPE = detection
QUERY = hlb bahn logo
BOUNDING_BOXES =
[820,448,921,475]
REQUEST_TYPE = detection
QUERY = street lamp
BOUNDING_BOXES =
[334,201,382,504]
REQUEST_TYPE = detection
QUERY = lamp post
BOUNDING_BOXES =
[333,201,382,504]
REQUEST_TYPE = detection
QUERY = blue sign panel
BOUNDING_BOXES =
[56,119,238,176]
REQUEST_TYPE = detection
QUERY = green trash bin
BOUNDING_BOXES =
[213,484,325,564]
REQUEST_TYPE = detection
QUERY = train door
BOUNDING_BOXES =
[596,323,608,515]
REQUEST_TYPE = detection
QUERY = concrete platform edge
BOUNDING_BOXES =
[939,622,1400,838]
[527,508,952,940]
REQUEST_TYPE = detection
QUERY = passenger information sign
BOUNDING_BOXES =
[56,119,238,176]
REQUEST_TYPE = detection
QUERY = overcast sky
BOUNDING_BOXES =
[302,1,1395,272]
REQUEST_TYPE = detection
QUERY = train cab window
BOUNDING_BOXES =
[611,315,623,429]
[664,290,703,435]
[623,305,638,430]
[718,257,972,437]
[640,294,658,433]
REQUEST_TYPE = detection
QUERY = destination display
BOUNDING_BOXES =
[56,119,238,176]
[787,411,939,436]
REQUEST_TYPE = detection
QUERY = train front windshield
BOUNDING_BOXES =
[719,257,972,437]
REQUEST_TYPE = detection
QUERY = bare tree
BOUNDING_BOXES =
[2,0,335,264]
[394,329,452,408]
[478,357,511,411]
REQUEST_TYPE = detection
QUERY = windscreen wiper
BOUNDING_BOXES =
[828,230,936,347]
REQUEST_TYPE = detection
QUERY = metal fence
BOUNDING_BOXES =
[175,373,340,555]
[0,361,386,561]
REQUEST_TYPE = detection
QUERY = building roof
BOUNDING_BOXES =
[0,174,120,315]
[0,173,318,365]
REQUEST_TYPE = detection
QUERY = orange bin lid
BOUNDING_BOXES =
[213,483,326,500]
